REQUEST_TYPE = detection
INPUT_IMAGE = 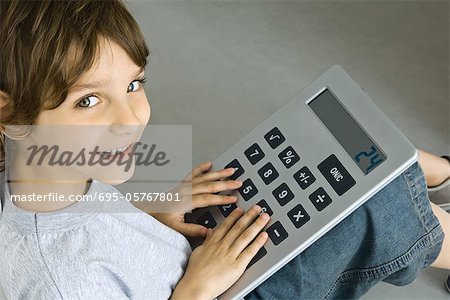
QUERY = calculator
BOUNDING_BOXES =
[185,65,418,299]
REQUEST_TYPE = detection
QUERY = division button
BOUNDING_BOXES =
[309,187,332,211]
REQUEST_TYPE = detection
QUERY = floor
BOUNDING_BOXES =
[1,0,448,299]
[128,0,449,299]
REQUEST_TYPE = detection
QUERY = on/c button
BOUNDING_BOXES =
[317,154,355,196]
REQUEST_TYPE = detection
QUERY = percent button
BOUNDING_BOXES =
[278,146,300,169]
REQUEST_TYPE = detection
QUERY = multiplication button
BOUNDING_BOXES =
[258,162,279,185]
[287,204,310,228]
[225,159,244,180]
[244,143,265,165]
[266,221,288,245]
[293,166,316,190]
[309,187,332,211]
[317,154,355,196]
[278,146,300,169]
[238,178,258,201]
[264,127,285,149]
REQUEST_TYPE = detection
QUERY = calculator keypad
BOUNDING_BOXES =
[272,183,295,207]
[238,178,259,201]
[278,146,300,169]
[225,159,245,180]
[266,221,289,245]
[264,127,285,149]
[309,187,332,211]
[245,143,265,165]
[258,162,279,185]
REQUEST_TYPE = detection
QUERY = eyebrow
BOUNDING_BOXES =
[70,67,145,93]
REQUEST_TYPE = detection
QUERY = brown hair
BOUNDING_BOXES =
[0,0,150,171]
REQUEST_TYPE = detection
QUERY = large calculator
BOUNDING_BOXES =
[185,65,418,299]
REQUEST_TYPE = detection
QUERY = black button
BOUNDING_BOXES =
[278,146,300,169]
[238,178,258,201]
[256,199,273,216]
[244,143,265,165]
[266,221,288,245]
[225,159,244,180]
[264,127,286,149]
[287,204,310,228]
[272,183,294,206]
[317,154,356,196]
[246,247,267,269]
[309,187,332,211]
[258,162,279,185]
[197,211,217,228]
[293,166,316,190]
[218,203,237,217]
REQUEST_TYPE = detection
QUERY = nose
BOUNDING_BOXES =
[109,98,143,136]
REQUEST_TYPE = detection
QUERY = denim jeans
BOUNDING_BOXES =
[245,162,445,299]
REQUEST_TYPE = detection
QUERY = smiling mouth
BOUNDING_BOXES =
[98,143,135,156]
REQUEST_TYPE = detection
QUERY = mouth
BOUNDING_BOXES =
[98,142,135,158]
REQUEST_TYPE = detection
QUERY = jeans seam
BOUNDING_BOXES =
[323,223,443,299]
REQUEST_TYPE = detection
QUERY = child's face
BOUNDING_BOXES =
[35,38,151,127]
[21,38,151,184]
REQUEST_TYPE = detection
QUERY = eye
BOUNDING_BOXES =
[75,95,100,110]
[127,77,146,93]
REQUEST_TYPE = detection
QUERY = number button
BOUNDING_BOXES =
[278,146,300,169]
[293,166,316,190]
[196,211,217,228]
[256,199,273,216]
[309,187,332,211]
[287,204,310,228]
[257,162,279,185]
[244,143,265,165]
[264,127,285,149]
[218,203,237,217]
[272,183,294,206]
[225,159,244,180]
[266,221,288,245]
[238,178,258,201]
[246,247,267,269]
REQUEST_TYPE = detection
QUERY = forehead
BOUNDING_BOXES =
[67,38,141,87]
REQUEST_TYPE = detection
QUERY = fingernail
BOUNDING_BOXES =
[232,167,239,173]
[253,205,261,211]
[260,213,269,220]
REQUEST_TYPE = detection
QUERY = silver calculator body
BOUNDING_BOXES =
[186,65,418,299]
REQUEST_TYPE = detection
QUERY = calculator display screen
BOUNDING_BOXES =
[308,88,386,174]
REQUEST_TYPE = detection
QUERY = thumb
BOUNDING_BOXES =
[178,223,208,238]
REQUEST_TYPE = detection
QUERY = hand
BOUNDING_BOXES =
[171,205,270,300]
[149,161,243,238]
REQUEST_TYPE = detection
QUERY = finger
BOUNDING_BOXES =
[192,180,242,195]
[177,222,208,238]
[191,161,212,179]
[207,207,244,244]
[192,194,237,209]
[236,231,269,267]
[192,167,236,185]
[229,212,270,255]
[221,205,262,247]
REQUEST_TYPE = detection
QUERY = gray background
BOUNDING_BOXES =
[1,0,448,299]
[130,0,449,299]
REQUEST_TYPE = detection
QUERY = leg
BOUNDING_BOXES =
[430,203,450,269]
[418,149,450,187]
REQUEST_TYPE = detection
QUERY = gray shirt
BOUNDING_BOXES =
[0,169,192,299]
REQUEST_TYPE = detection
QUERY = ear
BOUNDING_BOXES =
[0,90,9,109]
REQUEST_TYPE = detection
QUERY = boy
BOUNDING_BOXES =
[0,1,449,299]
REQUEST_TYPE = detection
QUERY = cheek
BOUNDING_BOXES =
[135,94,151,125]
